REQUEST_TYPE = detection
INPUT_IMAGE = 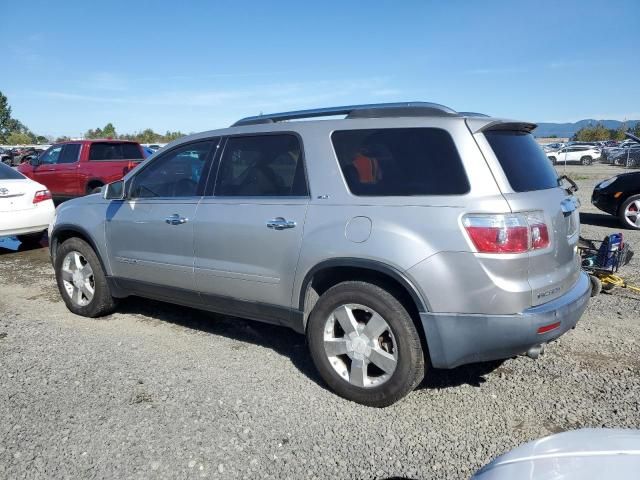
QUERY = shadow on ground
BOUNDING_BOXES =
[116,296,503,393]
[580,212,623,229]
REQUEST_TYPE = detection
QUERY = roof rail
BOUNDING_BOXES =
[232,102,459,126]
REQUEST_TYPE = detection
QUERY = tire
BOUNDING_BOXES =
[16,231,45,244]
[618,194,640,230]
[307,281,425,407]
[89,186,103,194]
[54,237,117,317]
[589,275,602,297]
[580,156,592,166]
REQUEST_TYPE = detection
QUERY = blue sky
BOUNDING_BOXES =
[3,0,639,137]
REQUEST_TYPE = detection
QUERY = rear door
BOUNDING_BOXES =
[193,133,309,315]
[481,128,580,306]
[105,139,217,292]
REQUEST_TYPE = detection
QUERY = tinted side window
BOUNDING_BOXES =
[59,144,81,164]
[89,142,144,161]
[331,128,469,196]
[484,130,558,192]
[40,146,62,164]
[130,141,215,198]
[214,134,307,196]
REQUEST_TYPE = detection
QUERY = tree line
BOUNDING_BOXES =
[0,90,185,145]
[573,122,640,142]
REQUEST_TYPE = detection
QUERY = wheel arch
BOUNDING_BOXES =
[298,258,429,325]
[50,224,109,274]
[85,178,105,193]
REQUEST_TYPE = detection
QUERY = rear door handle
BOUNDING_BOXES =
[165,214,188,225]
[266,217,296,230]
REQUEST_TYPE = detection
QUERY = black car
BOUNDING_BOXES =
[592,171,640,229]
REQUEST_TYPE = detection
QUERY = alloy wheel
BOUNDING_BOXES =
[61,251,95,306]
[624,200,640,228]
[323,303,398,388]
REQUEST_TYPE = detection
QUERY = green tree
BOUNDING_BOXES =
[0,91,12,143]
[6,131,33,145]
[102,122,117,138]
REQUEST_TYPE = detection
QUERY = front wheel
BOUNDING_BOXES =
[619,194,640,230]
[307,281,425,407]
[54,237,118,317]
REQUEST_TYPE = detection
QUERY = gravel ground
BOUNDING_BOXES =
[1,164,639,479]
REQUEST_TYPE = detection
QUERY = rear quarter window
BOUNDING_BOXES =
[484,130,558,192]
[331,128,469,196]
[0,162,25,179]
[89,142,143,161]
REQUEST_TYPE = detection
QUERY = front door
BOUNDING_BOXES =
[194,134,310,313]
[30,144,81,197]
[105,139,217,292]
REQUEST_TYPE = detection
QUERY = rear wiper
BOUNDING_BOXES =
[558,175,578,194]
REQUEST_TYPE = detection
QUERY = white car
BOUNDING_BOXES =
[547,145,600,165]
[0,162,55,243]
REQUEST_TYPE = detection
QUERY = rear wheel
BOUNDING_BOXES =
[589,275,602,297]
[581,156,592,166]
[54,237,117,317]
[307,281,425,407]
[619,194,640,230]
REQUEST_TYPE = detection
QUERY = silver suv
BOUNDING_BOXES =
[49,102,591,406]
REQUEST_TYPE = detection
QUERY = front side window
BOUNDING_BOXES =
[214,134,307,197]
[59,144,81,164]
[332,128,469,196]
[89,142,144,161]
[129,140,215,198]
[39,145,63,164]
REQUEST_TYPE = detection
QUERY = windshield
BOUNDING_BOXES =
[484,130,559,192]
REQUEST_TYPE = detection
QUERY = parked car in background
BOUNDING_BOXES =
[542,142,565,152]
[142,146,155,158]
[547,145,600,165]
[611,144,640,167]
[0,147,14,165]
[48,102,589,406]
[0,161,55,243]
[592,171,640,229]
[17,139,144,201]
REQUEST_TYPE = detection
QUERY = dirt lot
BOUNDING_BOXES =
[1,164,639,479]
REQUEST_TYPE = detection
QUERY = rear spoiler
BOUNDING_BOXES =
[466,117,537,134]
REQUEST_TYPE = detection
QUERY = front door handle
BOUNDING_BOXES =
[165,214,188,225]
[266,217,296,230]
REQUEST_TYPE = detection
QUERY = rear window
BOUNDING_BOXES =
[331,128,469,196]
[484,130,558,192]
[0,162,25,180]
[89,142,143,161]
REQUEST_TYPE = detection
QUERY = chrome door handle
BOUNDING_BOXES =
[165,214,188,225]
[266,217,296,230]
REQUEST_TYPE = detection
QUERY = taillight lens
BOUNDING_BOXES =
[463,212,550,253]
[33,190,52,204]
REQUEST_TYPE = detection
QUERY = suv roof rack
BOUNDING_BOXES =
[232,102,460,127]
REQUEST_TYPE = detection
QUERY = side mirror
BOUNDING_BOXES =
[104,180,125,200]
[29,156,40,166]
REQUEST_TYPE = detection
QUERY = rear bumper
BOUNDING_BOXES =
[0,202,55,237]
[420,272,591,369]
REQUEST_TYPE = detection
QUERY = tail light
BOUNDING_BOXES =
[463,212,550,253]
[33,190,52,204]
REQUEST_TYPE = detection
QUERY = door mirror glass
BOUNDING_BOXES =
[104,180,125,200]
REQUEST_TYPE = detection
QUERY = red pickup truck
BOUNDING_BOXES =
[18,139,145,200]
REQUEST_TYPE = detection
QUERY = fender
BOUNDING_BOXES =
[298,258,429,313]
[49,223,109,275]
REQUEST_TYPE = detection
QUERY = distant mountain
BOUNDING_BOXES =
[534,119,640,138]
